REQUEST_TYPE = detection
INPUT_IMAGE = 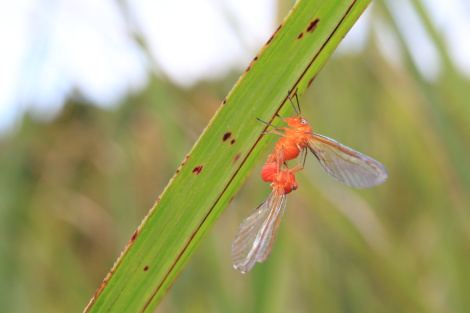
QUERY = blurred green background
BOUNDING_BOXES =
[1,0,469,312]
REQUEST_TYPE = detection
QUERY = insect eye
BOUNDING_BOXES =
[301,119,307,125]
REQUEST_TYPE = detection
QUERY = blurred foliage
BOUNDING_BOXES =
[1,0,469,312]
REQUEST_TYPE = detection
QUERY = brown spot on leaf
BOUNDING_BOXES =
[192,165,203,175]
[143,266,149,271]
[266,24,283,45]
[181,155,190,166]
[223,132,232,142]
[233,153,241,164]
[131,231,138,242]
[247,55,259,71]
[230,139,236,145]
[307,19,320,33]
[298,32,304,39]
[266,34,274,44]
[93,277,109,302]
[308,76,315,87]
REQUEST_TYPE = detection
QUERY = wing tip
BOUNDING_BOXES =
[354,168,388,189]
[233,263,250,274]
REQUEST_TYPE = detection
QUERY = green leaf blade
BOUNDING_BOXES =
[84,0,372,312]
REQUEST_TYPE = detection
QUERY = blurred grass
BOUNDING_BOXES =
[1,0,470,312]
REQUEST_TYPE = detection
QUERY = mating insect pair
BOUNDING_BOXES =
[232,92,388,273]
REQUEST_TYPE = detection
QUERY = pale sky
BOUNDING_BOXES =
[0,0,469,135]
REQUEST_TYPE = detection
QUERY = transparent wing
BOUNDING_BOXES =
[232,190,287,273]
[255,193,287,263]
[307,133,388,189]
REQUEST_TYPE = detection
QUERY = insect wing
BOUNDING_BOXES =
[307,133,388,189]
[232,191,287,273]
[256,192,287,263]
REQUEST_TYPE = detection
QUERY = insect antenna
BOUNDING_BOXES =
[256,118,277,128]
[287,89,301,114]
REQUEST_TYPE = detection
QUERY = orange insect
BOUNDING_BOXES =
[262,91,388,189]
[232,91,388,273]
[232,150,299,273]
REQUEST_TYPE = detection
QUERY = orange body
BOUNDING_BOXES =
[272,168,298,195]
[272,115,313,162]
[261,161,298,194]
[261,115,314,185]
[272,137,301,161]
[281,116,313,149]
[261,162,278,182]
